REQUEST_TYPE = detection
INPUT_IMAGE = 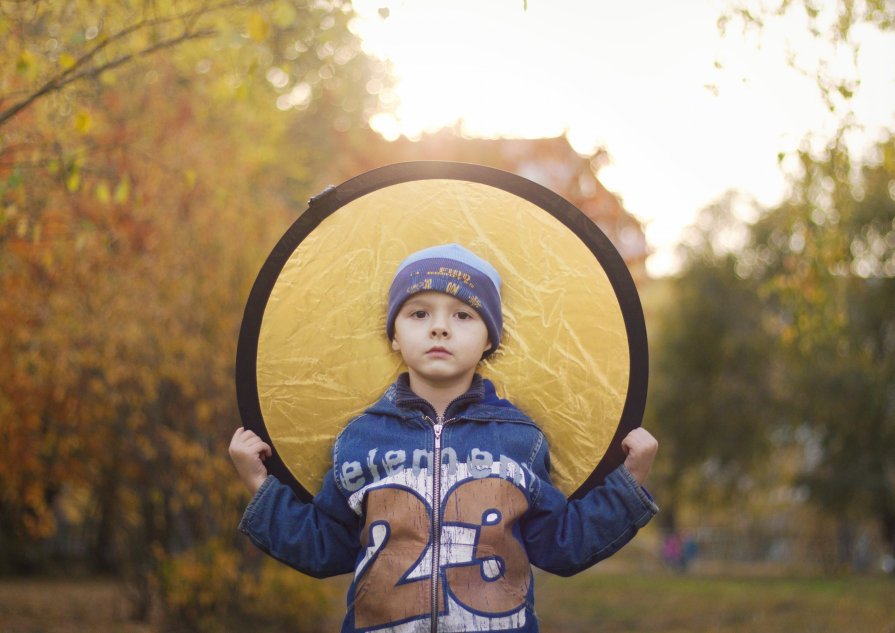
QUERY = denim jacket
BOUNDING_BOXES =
[240,374,658,632]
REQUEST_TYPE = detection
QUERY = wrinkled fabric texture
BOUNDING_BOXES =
[255,180,635,497]
[239,375,658,632]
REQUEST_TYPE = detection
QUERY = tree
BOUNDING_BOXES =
[645,194,782,531]
[747,134,895,561]
[683,0,895,565]
[648,133,895,563]
[1,0,382,627]
[718,0,894,119]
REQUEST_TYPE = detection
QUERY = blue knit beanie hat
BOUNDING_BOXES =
[386,244,502,358]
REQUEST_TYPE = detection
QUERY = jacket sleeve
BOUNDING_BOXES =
[520,434,658,577]
[238,469,361,578]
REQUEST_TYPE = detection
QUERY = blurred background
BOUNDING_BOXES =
[1,1,893,631]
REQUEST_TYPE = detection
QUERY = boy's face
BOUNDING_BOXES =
[391,291,491,390]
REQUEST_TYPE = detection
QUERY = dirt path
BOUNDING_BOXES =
[0,578,152,633]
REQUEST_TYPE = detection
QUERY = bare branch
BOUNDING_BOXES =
[0,0,253,128]
[0,28,215,127]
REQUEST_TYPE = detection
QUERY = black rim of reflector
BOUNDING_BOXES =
[235,161,649,502]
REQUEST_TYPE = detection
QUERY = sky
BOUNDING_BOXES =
[348,0,895,276]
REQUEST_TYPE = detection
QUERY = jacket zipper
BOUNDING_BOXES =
[430,415,447,633]
[393,384,477,631]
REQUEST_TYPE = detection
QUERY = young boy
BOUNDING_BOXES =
[230,243,658,633]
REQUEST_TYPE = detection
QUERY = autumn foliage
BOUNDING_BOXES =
[8,0,891,629]
[1,1,651,626]
[1,0,379,628]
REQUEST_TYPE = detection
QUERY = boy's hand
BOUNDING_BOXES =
[229,427,272,496]
[621,428,658,486]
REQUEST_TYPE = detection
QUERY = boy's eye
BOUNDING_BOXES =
[456,311,473,320]
[410,310,428,318]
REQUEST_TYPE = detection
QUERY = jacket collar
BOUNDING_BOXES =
[393,372,484,419]
[365,372,535,425]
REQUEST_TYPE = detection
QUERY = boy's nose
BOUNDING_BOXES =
[430,313,450,337]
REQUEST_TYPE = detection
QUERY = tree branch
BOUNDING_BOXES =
[0,0,252,128]
[0,28,215,127]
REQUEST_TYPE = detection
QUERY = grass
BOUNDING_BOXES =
[532,569,895,633]
[0,571,892,633]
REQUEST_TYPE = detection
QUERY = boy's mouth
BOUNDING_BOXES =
[426,346,451,356]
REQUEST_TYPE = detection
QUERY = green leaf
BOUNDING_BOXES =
[7,168,23,189]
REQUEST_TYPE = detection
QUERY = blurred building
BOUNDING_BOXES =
[322,129,650,285]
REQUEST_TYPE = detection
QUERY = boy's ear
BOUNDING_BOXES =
[391,337,401,352]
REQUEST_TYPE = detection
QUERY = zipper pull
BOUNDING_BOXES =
[433,422,443,440]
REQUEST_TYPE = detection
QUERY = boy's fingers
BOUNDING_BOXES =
[625,428,656,447]
[228,426,272,462]
[235,427,263,444]
[246,436,269,451]
[229,427,246,455]
[622,431,658,464]
[621,430,640,454]
[242,434,272,458]
[250,437,272,457]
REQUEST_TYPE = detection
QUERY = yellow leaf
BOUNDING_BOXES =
[95,181,111,203]
[66,171,80,192]
[59,53,76,69]
[184,169,197,188]
[196,400,212,422]
[247,12,269,42]
[74,111,92,133]
[271,3,298,28]
[113,177,130,203]
[16,50,35,76]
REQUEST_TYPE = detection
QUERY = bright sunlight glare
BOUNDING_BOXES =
[350,0,895,276]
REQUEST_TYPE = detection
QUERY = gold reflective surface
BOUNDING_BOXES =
[257,179,629,496]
